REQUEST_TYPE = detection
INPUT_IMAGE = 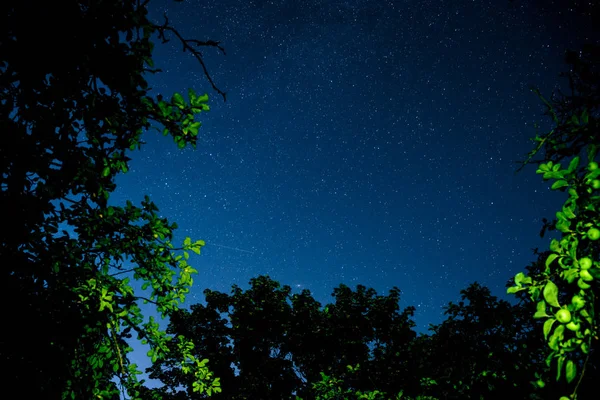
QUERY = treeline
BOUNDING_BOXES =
[144,250,598,399]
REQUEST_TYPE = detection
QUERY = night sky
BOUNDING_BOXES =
[111,0,597,334]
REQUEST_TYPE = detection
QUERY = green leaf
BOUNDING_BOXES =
[534,300,549,319]
[189,121,201,136]
[581,108,589,124]
[565,360,576,383]
[550,239,561,252]
[546,254,559,269]
[556,355,565,381]
[587,144,597,162]
[571,115,579,125]
[563,268,579,284]
[184,237,191,247]
[551,180,569,190]
[562,203,576,219]
[173,92,185,109]
[192,93,209,106]
[158,100,171,117]
[543,318,556,340]
[567,156,580,173]
[539,162,551,172]
[543,280,560,308]
[556,220,571,233]
[188,88,197,103]
[552,163,561,172]
[102,166,111,177]
[514,272,531,286]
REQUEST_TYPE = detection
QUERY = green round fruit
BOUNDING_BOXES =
[579,257,593,270]
[580,269,594,282]
[587,227,600,241]
[589,161,599,171]
[566,321,581,332]
[556,309,572,324]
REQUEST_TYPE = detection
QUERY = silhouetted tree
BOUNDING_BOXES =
[0,0,225,398]
[148,276,418,399]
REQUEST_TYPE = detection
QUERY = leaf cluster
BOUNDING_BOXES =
[1,0,224,398]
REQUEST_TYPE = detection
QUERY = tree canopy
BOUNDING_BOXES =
[1,0,225,398]
[1,0,598,399]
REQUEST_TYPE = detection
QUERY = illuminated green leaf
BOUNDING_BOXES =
[551,180,568,190]
[534,300,549,319]
[173,92,185,109]
[545,254,559,269]
[565,360,576,383]
[567,156,580,173]
[543,318,556,340]
[543,280,560,308]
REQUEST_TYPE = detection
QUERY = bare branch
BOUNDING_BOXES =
[153,13,227,102]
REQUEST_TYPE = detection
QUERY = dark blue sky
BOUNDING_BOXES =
[113,0,597,333]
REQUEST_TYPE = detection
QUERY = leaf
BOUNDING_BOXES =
[581,108,589,124]
[184,237,191,247]
[514,272,526,285]
[587,144,597,162]
[188,88,197,103]
[534,300,549,319]
[193,93,209,105]
[543,280,560,308]
[189,121,201,136]
[556,355,565,381]
[556,220,571,233]
[567,156,580,173]
[562,203,576,219]
[538,162,551,172]
[551,180,569,190]
[571,114,579,125]
[102,166,111,177]
[552,163,561,172]
[546,254,559,269]
[173,92,185,109]
[543,318,556,340]
[563,268,579,284]
[565,360,576,383]
[158,100,171,117]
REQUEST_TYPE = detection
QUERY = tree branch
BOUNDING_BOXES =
[153,13,227,102]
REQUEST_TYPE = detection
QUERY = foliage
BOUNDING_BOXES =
[303,364,438,400]
[1,0,226,398]
[507,43,600,399]
[147,276,419,399]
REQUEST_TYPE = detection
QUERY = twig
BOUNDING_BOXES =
[153,13,227,102]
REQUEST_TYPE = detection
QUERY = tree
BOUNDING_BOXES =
[508,43,600,399]
[1,0,226,398]
[148,276,419,399]
[411,280,548,399]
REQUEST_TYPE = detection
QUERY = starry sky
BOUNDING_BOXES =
[111,0,598,333]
